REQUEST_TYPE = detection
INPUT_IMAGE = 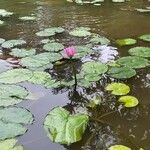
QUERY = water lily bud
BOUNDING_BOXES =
[64,47,76,58]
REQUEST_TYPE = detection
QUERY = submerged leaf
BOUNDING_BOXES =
[118,96,139,107]
[106,83,130,95]
[44,107,89,144]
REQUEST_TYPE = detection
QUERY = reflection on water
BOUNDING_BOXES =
[0,0,150,150]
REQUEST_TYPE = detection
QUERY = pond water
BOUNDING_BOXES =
[0,0,150,150]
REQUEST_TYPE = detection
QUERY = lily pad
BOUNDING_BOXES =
[28,71,56,88]
[90,35,110,45]
[117,56,150,69]
[0,9,13,17]
[82,62,108,75]
[118,96,139,107]
[44,107,89,144]
[0,20,4,25]
[0,68,33,84]
[36,27,64,37]
[105,83,130,95]
[2,40,26,49]
[139,34,150,42]
[128,47,150,58]
[69,27,91,37]
[10,48,36,58]
[0,107,33,140]
[116,38,137,46]
[43,42,64,52]
[0,139,23,150]
[108,66,136,79]
[19,16,36,21]
[108,145,131,150]
[0,84,29,106]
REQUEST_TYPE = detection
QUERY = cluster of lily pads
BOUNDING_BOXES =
[0,8,36,26]
[0,26,149,149]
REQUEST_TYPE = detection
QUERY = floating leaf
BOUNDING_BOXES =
[82,62,108,75]
[19,16,36,21]
[44,107,89,144]
[0,107,33,140]
[0,9,13,17]
[0,139,23,150]
[0,69,33,84]
[90,35,110,45]
[36,27,64,37]
[108,145,131,150]
[69,27,91,37]
[43,42,64,52]
[118,96,139,107]
[116,38,136,46]
[128,47,150,58]
[108,67,136,79]
[28,71,56,88]
[0,84,29,106]
[117,56,149,69]
[136,8,150,13]
[10,48,36,58]
[2,40,26,49]
[139,34,150,42]
[0,20,4,25]
[106,83,130,95]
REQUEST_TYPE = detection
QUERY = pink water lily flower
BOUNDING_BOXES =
[64,46,76,58]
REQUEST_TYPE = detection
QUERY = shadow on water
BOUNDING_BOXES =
[0,0,150,150]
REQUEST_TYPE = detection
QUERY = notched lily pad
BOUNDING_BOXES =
[10,48,36,58]
[106,82,130,95]
[118,96,139,107]
[44,107,89,145]
[0,107,33,140]
[2,40,26,49]
[139,34,150,42]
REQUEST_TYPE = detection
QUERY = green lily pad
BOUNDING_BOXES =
[108,66,136,79]
[108,145,131,150]
[136,8,150,13]
[44,107,89,144]
[128,47,150,58]
[139,34,150,42]
[10,48,36,58]
[74,45,93,58]
[0,68,33,84]
[0,20,4,25]
[90,35,110,45]
[82,62,108,75]
[28,71,56,88]
[117,56,150,69]
[69,27,91,37]
[36,27,64,37]
[116,38,137,46]
[19,16,36,21]
[2,40,26,49]
[0,9,13,17]
[118,96,139,107]
[105,82,130,95]
[0,84,29,106]
[43,42,64,52]
[0,139,23,150]
[0,107,33,140]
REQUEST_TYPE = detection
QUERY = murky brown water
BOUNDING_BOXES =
[0,0,150,150]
